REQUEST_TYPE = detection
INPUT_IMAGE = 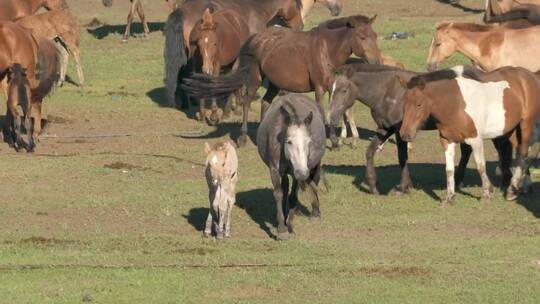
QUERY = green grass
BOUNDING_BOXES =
[0,1,539,302]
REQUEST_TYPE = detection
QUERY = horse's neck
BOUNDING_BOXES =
[321,28,352,66]
[453,30,491,70]
[253,0,288,20]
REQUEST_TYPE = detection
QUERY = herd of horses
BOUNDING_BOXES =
[1,0,540,239]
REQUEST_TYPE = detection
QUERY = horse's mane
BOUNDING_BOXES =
[436,21,493,32]
[407,66,483,89]
[319,15,371,29]
[336,63,400,78]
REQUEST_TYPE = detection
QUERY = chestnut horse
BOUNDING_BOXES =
[18,9,84,87]
[190,8,250,125]
[400,66,540,205]
[102,0,176,42]
[182,15,382,146]
[164,0,342,108]
[426,22,540,72]
[0,0,68,21]
[0,21,61,151]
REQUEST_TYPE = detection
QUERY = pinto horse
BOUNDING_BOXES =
[399,66,540,205]
[182,15,382,146]
[102,0,176,42]
[164,0,342,108]
[0,0,68,21]
[17,9,84,87]
[190,8,250,125]
[426,22,540,72]
[327,64,512,196]
[0,21,61,151]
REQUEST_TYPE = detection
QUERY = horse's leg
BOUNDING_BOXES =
[71,46,85,87]
[122,0,137,42]
[261,82,279,121]
[197,97,205,122]
[270,168,288,239]
[395,132,412,195]
[9,104,23,152]
[338,119,347,147]
[204,209,213,237]
[57,44,69,87]
[1,78,7,98]
[455,143,472,191]
[287,178,299,233]
[345,108,359,148]
[365,129,393,195]
[507,122,534,200]
[309,164,322,219]
[224,196,235,238]
[468,137,493,201]
[135,0,150,38]
[28,102,42,152]
[314,87,326,123]
[440,138,456,207]
[216,199,227,240]
[223,59,240,119]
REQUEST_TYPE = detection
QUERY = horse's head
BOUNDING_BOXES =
[196,9,220,76]
[102,0,114,8]
[43,0,69,10]
[205,141,235,187]
[349,15,382,65]
[317,0,343,16]
[427,23,458,72]
[328,74,356,147]
[281,104,313,181]
[398,76,432,142]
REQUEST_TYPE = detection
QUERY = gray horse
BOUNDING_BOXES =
[257,93,326,239]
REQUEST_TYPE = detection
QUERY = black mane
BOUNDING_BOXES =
[407,66,483,89]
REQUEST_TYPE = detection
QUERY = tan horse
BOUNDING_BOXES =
[17,9,84,87]
[426,22,540,72]
[204,141,238,239]
[0,0,68,21]
[102,0,176,42]
[485,0,540,21]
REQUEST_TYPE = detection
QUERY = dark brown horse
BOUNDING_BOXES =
[164,0,342,108]
[0,21,61,151]
[102,0,176,42]
[400,66,540,205]
[182,15,382,146]
[190,8,250,125]
[0,0,68,21]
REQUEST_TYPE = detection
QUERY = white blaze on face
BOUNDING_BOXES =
[285,125,311,180]
[455,76,509,139]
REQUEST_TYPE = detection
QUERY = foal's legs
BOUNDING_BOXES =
[468,137,493,201]
[441,138,456,206]
[341,108,359,148]
[71,46,85,87]
[270,168,289,239]
[507,122,534,200]
[238,66,262,147]
[309,164,322,219]
[28,101,42,152]
[136,0,150,37]
[287,179,299,233]
[365,129,393,195]
[122,0,137,42]
[395,132,412,194]
[57,44,70,86]
[454,144,472,191]
[224,197,235,238]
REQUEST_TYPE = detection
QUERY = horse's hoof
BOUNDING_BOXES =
[505,192,518,201]
[276,231,291,241]
[216,232,224,240]
[203,231,211,238]
[392,186,409,196]
[455,182,465,192]
[121,39,128,44]
[370,189,380,196]
[309,212,321,221]
[440,198,454,208]
[237,135,248,147]
[225,232,231,238]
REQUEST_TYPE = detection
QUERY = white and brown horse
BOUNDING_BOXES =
[399,66,540,205]
[426,22,540,72]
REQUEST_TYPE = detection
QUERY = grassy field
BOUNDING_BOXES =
[0,0,539,302]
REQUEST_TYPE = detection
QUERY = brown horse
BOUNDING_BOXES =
[486,3,540,24]
[102,0,176,42]
[399,66,540,205]
[0,0,68,21]
[0,21,61,151]
[17,9,84,87]
[5,64,32,151]
[182,15,382,146]
[190,8,250,125]
[485,0,540,22]
[164,0,342,107]
[426,22,540,72]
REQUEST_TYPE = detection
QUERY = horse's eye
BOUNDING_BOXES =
[416,103,422,108]
[435,42,441,47]
[287,140,292,145]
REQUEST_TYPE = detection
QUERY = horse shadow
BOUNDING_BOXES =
[236,187,311,239]
[86,22,165,40]
[182,207,208,232]
[324,160,506,203]
[435,0,484,13]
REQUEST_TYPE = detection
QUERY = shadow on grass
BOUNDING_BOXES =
[435,0,484,13]
[324,160,506,202]
[516,185,540,218]
[182,207,208,232]
[86,22,165,39]
[236,187,311,239]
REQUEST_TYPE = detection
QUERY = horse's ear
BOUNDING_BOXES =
[369,15,377,25]
[202,8,214,29]
[204,142,211,154]
[346,17,355,28]
[417,77,426,90]
[304,112,313,126]
[397,76,408,88]
[280,106,292,125]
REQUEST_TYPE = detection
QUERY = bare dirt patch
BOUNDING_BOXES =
[4,237,80,246]
[348,266,432,278]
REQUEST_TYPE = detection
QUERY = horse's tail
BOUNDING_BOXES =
[180,36,258,99]
[164,9,188,107]
[485,9,531,23]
